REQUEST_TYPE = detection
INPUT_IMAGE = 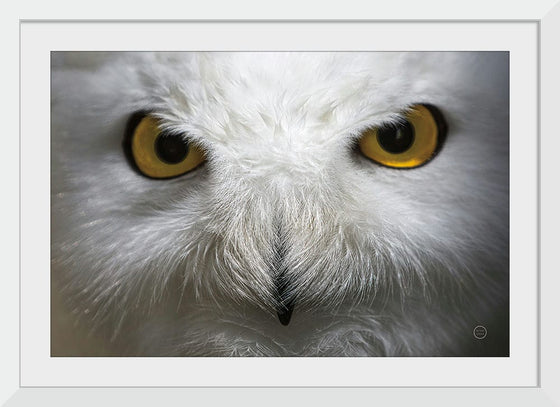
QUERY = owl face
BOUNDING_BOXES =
[51,52,508,355]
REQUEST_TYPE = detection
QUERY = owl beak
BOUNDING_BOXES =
[275,274,295,325]
[273,225,294,325]
[277,301,295,326]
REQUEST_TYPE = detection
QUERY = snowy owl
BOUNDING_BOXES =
[51,52,509,356]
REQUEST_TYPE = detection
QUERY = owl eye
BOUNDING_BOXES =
[358,104,446,169]
[127,114,205,179]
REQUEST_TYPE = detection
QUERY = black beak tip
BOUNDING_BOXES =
[277,305,294,326]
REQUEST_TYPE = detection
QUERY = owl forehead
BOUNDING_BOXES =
[144,53,440,149]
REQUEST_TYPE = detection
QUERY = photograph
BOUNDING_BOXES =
[50,51,509,357]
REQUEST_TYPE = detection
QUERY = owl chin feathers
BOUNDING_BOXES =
[51,52,509,356]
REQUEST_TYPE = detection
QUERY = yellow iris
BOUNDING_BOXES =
[131,115,205,179]
[358,104,444,169]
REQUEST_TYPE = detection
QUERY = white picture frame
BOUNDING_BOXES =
[5,0,559,404]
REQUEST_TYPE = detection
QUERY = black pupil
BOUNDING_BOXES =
[154,132,189,164]
[376,121,415,154]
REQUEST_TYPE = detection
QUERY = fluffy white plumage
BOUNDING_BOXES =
[51,52,509,356]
